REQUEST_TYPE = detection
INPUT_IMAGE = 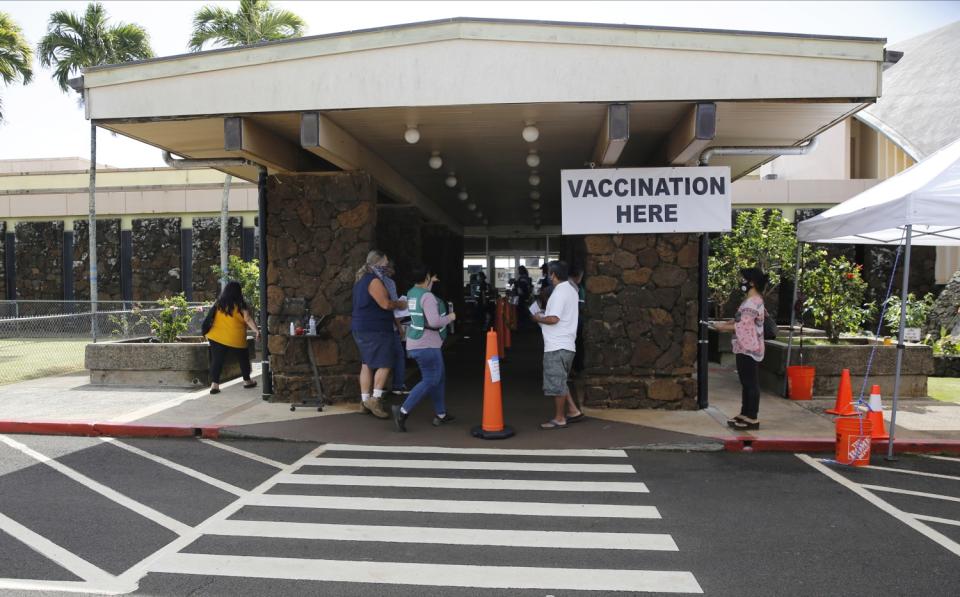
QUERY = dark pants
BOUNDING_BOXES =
[573,319,585,373]
[392,330,407,390]
[209,339,252,384]
[736,353,761,419]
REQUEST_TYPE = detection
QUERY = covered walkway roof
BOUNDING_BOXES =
[76,17,889,233]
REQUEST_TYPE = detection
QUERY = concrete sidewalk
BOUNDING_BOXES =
[1,344,958,452]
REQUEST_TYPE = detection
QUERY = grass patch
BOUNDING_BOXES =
[0,338,89,386]
[928,377,960,402]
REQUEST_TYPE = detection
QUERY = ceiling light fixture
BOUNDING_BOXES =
[445,173,458,188]
[404,125,421,144]
[529,190,540,200]
[531,202,540,210]
[428,151,443,169]
[528,171,541,187]
[522,122,540,143]
[457,189,469,201]
[526,150,540,168]
[467,202,476,211]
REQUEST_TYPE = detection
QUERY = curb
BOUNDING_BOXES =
[723,436,960,455]
[0,421,221,439]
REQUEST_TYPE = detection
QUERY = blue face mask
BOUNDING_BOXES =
[371,265,388,278]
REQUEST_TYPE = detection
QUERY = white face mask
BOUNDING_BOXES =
[740,281,750,293]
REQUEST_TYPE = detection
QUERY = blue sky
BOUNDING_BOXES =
[2,1,959,168]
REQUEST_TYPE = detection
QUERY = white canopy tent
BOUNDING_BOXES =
[796,135,960,459]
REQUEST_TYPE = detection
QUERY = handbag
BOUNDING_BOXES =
[763,307,778,340]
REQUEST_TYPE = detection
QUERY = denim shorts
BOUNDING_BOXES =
[352,330,396,369]
[543,349,575,396]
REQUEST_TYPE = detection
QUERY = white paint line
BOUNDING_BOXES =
[0,511,114,583]
[150,553,703,593]
[100,437,244,497]
[864,465,960,482]
[860,484,960,503]
[923,455,960,464]
[279,473,648,493]
[108,369,257,423]
[797,454,960,558]
[911,514,960,528]
[249,494,661,519]
[208,519,678,550]
[115,444,329,588]
[0,579,130,595]
[199,439,284,469]
[322,443,628,457]
[0,435,191,536]
[307,457,635,474]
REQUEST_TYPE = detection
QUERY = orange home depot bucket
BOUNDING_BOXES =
[835,416,873,466]
[786,365,815,400]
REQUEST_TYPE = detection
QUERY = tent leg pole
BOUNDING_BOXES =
[886,225,912,461]
[783,242,803,397]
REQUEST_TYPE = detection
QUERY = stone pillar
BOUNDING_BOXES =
[62,224,74,301]
[582,233,700,410]
[72,219,122,301]
[266,172,377,403]
[15,221,64,300]
[132,218,182,301]
[376,205,421,292]
[192,216,242,301]
[0,222,8,300]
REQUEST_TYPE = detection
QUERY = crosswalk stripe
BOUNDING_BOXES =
[208,519,679,550]
[278,473,649,493]
[249,494,661,518]
[151,553,703,593]
[306,457,635,473]
[321,443,628,457]
[199,439,285,469]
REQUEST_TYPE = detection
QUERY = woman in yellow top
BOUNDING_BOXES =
[205,281,260,394]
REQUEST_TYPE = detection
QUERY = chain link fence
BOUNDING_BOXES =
[0,301,209,386]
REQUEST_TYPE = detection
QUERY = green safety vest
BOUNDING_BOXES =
[407,286,448,341]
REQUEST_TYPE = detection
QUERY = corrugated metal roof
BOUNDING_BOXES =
[858,21,960,159]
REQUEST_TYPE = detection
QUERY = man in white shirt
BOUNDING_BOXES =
[532,261,585,429]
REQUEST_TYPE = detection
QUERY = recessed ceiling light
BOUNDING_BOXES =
[445,173,458,188]
[404,125,420,144]
[522,122,540,143]
[526,150,540,168]
[428,151,443,169]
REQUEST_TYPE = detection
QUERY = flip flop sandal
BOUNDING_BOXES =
[730,419,760,430]
[567,413,586,423]
[726,415,747,427]
[209,388,220,395]
[243,381,258,389]
[539,419,568,430]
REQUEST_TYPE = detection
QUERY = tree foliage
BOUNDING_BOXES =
[188,0,306,52]
[0,12,34,122]
[708,209,797,317]
[800,250,871,342]
[212,255,261,321]
[884,292,936,335]
[37,2,153,93]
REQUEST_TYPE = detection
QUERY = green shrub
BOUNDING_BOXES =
[925,328,960,356]
[212,255,261,320]
[800,250,873,343]
[883,292,936,335]
[149,294,194,343]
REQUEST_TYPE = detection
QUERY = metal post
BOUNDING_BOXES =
[783,242,803,397]
[886,225,912,460]
[257,167,272,397]
[88,121,98,342]
[220,174,232,290]
[697,232,709,408]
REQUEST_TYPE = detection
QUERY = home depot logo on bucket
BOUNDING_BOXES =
[847,436,871,463]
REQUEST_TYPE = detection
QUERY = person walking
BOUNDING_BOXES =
[712,267,768,430]
[204,281,260,394]
[351,250,406,419]
[532,260,584,430]
[515,265,534,329]
[393,264,456,432]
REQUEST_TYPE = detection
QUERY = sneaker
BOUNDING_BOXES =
[360,400,372,415]
[365,398,390,419]
[432,413,455,427]
[393,405,409,432]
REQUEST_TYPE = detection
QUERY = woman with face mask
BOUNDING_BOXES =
[351,250,407,419]
[712,267,768,430]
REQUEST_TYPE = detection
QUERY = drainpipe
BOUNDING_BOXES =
[161,152,272,397]
[695,136,819,410]
[698,136,819,167]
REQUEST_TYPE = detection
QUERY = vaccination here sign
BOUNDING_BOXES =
[561,167,732,235]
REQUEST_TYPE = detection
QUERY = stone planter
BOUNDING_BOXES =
[760,338,934,399]
[708,324,823,367]
[933,355,960,378]
[85,336,256,388]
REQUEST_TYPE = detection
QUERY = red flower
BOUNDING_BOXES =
[845,273,855,279]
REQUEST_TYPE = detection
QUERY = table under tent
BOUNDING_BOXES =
[793,136,960,459]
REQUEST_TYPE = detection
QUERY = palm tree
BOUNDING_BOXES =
[0,11,34,122]
[37,2,153,93]
[189,0,306,290]
[188,0,306,52]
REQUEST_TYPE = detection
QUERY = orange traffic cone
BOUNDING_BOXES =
[471,328,514,440]
[826,368,857,415]
[866,384,889,440]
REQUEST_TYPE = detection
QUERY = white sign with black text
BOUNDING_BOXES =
[561,166,732,235]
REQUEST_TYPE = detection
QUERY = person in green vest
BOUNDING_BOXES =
[393,264,456,432]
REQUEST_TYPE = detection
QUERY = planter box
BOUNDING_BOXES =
[708,325,824,367]
[933,355,960,378]
[761,338,934,399]
[85,336,256,388]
